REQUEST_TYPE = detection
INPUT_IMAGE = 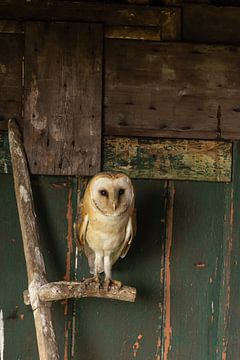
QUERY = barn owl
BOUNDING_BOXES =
[76,172,136,289]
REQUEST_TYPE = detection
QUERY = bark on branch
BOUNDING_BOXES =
[39,281,136,302]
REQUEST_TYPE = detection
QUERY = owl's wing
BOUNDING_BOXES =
[75,202,97,274]
[120,208,137,259]
[75,202,89,249]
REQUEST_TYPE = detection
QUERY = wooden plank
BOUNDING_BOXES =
[105,25,161,41]
[165,181,227,359]
[104,40,240,140]
[103,137,232,182]
[0,132,232,182]
[24,22,102,176]
[0,34,23,131]
[0,20,23,33]
[183,4,240,44]
[0,1,181,39]
[73,179,167,360]
[216,142,240,359]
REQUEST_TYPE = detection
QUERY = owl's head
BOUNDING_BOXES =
[88,172,135,217]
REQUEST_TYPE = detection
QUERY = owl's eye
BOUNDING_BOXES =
[100,189,108,197]
[119,189,125,196]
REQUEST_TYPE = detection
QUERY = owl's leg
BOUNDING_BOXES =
[103,254,122,291]
[94,252,103,284]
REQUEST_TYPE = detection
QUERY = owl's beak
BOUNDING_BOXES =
[112,201,117,210]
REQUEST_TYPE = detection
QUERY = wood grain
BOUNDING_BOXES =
[104,40,240,140]
[105,25,161,41]
[183,4,240,44]
[24,22,102,176]
[103,136,232,182]
[0,34,23,130]
[0,1,181,39]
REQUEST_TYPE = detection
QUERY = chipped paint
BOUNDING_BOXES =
[132,334,143,357]
[63,188,73,360]
[0,310,4,360]
[19,185,30,203]
[164,182,174,360]
[64,188,73,282]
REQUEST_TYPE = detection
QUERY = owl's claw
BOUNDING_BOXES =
[103,279,122,291]
[84,275,100,290]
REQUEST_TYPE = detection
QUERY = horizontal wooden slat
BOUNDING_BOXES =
[0,132,232,182]
[0,1,181,40]
[103,137,232,182]
[104,40,240,140]
[105,25,161,41]
[0,20,23,33]
[183,4,240,44]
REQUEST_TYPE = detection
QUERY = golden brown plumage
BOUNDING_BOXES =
[76,172,136,286]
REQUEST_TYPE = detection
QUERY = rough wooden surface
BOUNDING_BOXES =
[39,281,136,303]
[183,4,240,44]
[105,25,161,41]
[103,136,232,182]
[0,132,233,182]
[24,22,102,176]
[0,2,181,39]
[0,34,23,130]
[104,40,240,140]
[0,20,23,33]
[8,119,60,360]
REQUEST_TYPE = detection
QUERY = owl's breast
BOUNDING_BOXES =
[86,215,128,254]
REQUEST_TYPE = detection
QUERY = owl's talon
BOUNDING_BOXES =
[104,279,122,291]
[84,275,100,290]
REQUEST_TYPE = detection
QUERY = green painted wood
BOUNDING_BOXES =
[1,132,232,182]
[103,136,232,182]
[73,179,167,360]
[216,142,240,359]
[165,181,227,359]
[0,175,76,359]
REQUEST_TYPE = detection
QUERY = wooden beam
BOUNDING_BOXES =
[24,22,102,176]
[104,40,240,140]
[8,119,60,360]
[0,1,181,40]
[103,136,232,182]
[1,131,232,182]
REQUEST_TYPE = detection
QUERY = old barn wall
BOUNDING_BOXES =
[0,1,240,359]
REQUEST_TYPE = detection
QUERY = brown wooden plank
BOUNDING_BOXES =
[0,34,23,130]
[104,40,240,140]
[0,20,23,33]
[103,136,232,182]
[0,1,181,39]
[183,4,240,44]
[105,25,161,41]
[24,22,102,176]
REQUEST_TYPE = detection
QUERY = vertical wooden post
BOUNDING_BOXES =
[8,119,60,360]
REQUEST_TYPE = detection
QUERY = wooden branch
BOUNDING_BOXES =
[39,281,136,303]
[8,119,60,360]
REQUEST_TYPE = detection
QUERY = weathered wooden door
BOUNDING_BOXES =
[1,3,240,359]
